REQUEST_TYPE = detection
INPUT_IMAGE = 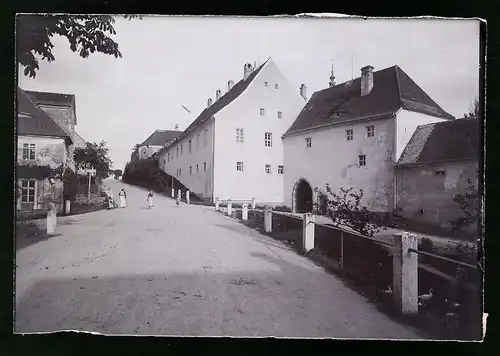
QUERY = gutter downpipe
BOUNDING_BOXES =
[211,116,216,203]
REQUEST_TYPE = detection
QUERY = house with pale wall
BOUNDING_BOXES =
[16,88,74,212]
[135,128,182,161]
[395,117,479,230]
[282,64,455,215]
[157,58,306,203]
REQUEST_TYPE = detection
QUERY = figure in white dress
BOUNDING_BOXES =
[119,189,126,208]
[147,190,154,208]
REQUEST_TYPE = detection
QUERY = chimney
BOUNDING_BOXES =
[207,98,213,107]
[228,80,234,91]
[329,65,336,87]
[300,84,307,101]
[243,63,253,80]
[215,89,222,101]
[360,65,374,96]
[175,124,179,131]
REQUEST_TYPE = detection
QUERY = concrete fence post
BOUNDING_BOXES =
[264,206,272,233]
[242,204,248,222]
[227,200,232,216]
[302,213,315,253]
[178,189,182,201]
[186,190,190,204]
[46,202,57,235]
[392,232,419,314]
[64,200,70,215]
[252,197,256,210]
[171,188,175,198]
[215,199,220,212]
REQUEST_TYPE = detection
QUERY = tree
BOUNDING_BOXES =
[324,185,386,237]
[463,98,480,118]
[113,169,123,179]
[17,14,142,78]
[74,141,113,179]
[451,178,479,230]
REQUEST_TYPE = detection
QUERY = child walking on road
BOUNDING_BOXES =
[147,190,154,208]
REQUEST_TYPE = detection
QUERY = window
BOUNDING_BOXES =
[265,81,268,87]
[275,84,279,89]
[22,143,36,160]
[190,166,192,175]
[260,108,265,116]
[189,140,192,153]
[236,128,244,143]
[197,134,200,148]
[196,164,199,173]
[277,111,282,119]
[20,179,35,203]
[306,137,312,148]
[434,170,446,177]
[176,147,179,157]
[204,162,207,172]
[204,129,208,146]
[278,165,284,174]
[180,144,183,155]
[265,132,272,147]
[366,125,375,138]
[167,152,170,162]
[265,164,271,174]
[237,161,244,171]
[358,155,366,167]
[346,129,353,141]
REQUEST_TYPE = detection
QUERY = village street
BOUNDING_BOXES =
[15,179,423,338]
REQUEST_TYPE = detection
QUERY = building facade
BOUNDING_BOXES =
[136,129,182,161]
[282,65,455,214]
[17,88,74,212]
[395,118,479,229]
[158,58,306,203]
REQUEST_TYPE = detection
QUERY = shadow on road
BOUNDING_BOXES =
[15,252,425,339]
[16,222,63,250]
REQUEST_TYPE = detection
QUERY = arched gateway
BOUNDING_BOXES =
[292,178,313,213]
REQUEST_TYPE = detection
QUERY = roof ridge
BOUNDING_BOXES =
[394,65,404,108]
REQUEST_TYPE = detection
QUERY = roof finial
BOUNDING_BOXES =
[329,60,336,87]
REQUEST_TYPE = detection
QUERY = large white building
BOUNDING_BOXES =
[157,58,306,203]
[282,65,455,214]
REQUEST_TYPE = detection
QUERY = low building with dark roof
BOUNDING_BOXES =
[16,88,75,213]
[136,129,182,160]
[282,64,455,214]
[157,58,306,203]
[395,117,479,230]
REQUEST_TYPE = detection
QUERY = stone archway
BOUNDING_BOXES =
[292,178,313,213]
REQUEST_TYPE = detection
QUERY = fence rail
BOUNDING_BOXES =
[408,248,478,270]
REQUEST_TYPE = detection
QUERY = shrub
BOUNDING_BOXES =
[450,178,479,230]
[273,205,292,212]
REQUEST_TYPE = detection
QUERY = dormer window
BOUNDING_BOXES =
[275,84,279,89]
[260,108,265,116]
[264,82,268,87]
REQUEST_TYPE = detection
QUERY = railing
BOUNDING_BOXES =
[214,203,480,318]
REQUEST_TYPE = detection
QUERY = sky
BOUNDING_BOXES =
[19,16,480,171]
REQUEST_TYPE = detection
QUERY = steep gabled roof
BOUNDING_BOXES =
[25,90,75,107]
[397,117,479,166]
[17,87,71,141]
[140,129,182,147]
[284,65,454,136]
[159,58,270,154]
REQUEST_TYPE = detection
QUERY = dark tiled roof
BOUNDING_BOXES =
[159,59,269,154]
[17,88,71,140]
[140,130,182,146]
[397,118,479,165]
[284,65,454,136]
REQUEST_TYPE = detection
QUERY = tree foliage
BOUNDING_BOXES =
[62,167,78,202]
[324,185,386,237]
[113,169,123,179]
[451,178,479,230]
[17,14,142,78]
[74,141,113,179]
[464,98,480,119]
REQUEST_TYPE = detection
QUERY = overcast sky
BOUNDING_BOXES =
[19,16,480,170]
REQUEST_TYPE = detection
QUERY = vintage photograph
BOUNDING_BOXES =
[15,15,483,340]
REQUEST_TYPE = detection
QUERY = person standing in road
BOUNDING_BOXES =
[122,189,127,207]
[119,189,126,208]
[147,189,154,208]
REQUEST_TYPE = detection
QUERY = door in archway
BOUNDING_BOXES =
[295,179,313,213]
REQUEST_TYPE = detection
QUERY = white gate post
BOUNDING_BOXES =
[393,232,419,314]
[171,188,175,198]
[46,203,57,235]
[227,200,232,216]
[302,213,315,252]
[178,189,181,201]
[242,204,248,222]
[186,190,190,204]
[264,206,272,233]
[252,197,256,210]
[64,200,70,215]
[215,198,220,212]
